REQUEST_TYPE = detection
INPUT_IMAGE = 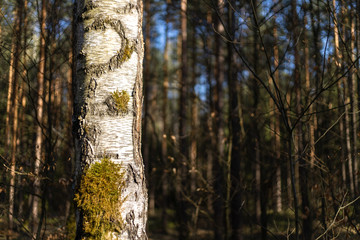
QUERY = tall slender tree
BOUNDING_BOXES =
[161,0,170,233]
[228,2,242,239]
[175,0,189,238]
[32,0,47,235]
[7,0,22,230]
[213,1,225,238]
[73,0,147,238]
[272,8,282,213]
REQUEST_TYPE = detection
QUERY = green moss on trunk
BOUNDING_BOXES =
[74,157,126,239]
[112,90,130,113]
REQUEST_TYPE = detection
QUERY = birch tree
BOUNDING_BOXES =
[73,0,147,239]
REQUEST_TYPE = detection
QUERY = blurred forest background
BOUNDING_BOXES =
[1,0,360,239]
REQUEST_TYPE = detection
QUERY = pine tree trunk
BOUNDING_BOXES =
[64,43,74,225]
[332,0,347,188]
[8,0,22,230]
[161,0,170,233]
[32,0,47,235]
[73,0,147,239]
[189,19,199,239]
[213,1,225,239]
[291,1,301,239]
[190,24,197,195]
[304,15,316,170]
[228,3,242,239]
[272,14,282,213]
[251,0,261,230]
[205,9,214,217]
[340,1,355,196]
[176,0,189,238]
[17,0,28,219]
[350,11,358,193]
[303,15,314,239]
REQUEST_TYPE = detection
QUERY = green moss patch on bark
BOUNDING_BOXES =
[112,90,130,113]
[74,157,126,239]
[105,89,130,116]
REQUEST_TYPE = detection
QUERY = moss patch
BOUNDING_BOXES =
[74,157,126,239]
[119,40,134,63]
[112,90,130,114]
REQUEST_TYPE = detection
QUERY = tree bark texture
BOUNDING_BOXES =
[349,10,358,193]
[161,0,170,233]
[73,0,147,239]
[213,1,225,239]
[272,14,282,213]
[8,0,22,229]
[176,0,189,238]
[32,0,47,235]
[228,4,242,237]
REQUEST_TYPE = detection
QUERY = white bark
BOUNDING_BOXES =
[73,0,147,239]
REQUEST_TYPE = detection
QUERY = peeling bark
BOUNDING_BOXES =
[73,0,147,239]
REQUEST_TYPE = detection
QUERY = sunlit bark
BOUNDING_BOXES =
[349,9,358,193]
[73,0,147,238]
[32,0,47,235]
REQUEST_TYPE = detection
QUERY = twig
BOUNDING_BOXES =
[315,194,360,240]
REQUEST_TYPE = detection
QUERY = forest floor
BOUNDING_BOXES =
[1,204,359,239]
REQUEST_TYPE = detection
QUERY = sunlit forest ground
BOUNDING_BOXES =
[1,203,359,240]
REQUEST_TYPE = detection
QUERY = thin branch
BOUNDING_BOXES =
[315,194,360,240]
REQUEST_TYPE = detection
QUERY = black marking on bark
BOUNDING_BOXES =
[77,50,86,59]
[84,123,100,143]
[81,4,135,77]
[116,3,138,14]
[85,39,135,77]
[88,103,108,116]
[85,18,107,31]
[95,153,120,160]
[89,77,97,91]
[82,0,98,15]
[134,192,138,201]
[128,164,138,184]
[105,96,120,116]
[125,210,139,240]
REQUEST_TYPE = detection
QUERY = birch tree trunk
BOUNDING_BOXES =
[73,0,147,239]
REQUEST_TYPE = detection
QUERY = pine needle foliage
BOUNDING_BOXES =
[74,157,126,239]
